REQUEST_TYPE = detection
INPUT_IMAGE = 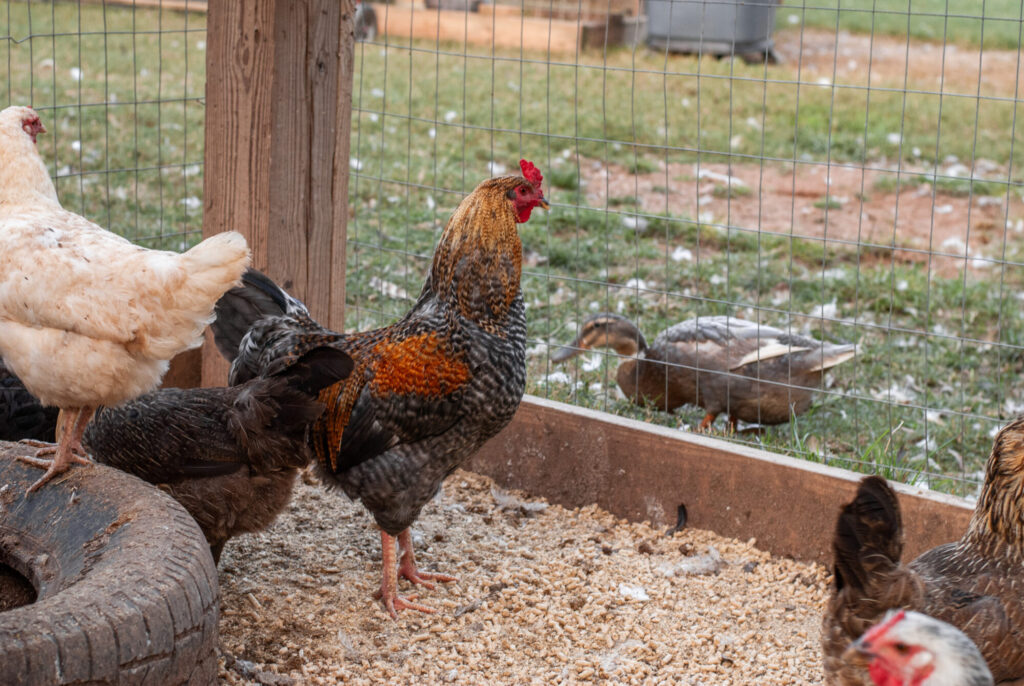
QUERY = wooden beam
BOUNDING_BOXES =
[331,1,357,328]
[201,0,355,385]
[469,396,975,565]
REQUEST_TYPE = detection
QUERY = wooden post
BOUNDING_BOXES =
[200,0,356,386]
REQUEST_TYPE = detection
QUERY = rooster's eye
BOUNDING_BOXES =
[893,643,909,654]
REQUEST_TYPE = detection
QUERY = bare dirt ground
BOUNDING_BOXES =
[216,471,829,685]
[581,28,1021,277]
[582,158,1016,276]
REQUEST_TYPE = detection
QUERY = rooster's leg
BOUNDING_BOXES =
[17,407,95,492]
[726,415,739,433]
[373,530,437,618]
[697,412,718,432]
[396,529,458,589]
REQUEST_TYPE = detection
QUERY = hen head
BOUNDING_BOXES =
[0,106,46,144]
[969,415,1024,546]
[508,159,548,223]
[847,609,992,686]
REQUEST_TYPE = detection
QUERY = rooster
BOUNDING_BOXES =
[212,160,548,616]
[81,347,353,563]
[0,106,250,491]
[845,609,993,686]
[822,417,1024,684]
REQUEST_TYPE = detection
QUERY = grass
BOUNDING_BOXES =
[4,3,1020,497]
[813,195,844,210]
[779,0,1024,51]
[348,33,1024,193]
[874,173,1019,198]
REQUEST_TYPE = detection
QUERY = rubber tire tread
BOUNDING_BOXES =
[0,443,219,685]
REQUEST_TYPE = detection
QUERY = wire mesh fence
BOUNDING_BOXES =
[5,1,1022,499]
[346,0,1024,498]
[1,0,206,250]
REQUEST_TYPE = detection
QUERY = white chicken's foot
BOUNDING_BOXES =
[17,439,56,450]
[18,406,95,493]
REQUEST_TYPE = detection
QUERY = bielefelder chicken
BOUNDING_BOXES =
[1,358,57,442]
[81,347,352,563]
[0,105,250,491]
[212,160,547,616]
[845,609,993,686]
[822,417,1024,684]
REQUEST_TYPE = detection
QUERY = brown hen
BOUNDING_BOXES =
[212,160,548,617]
[822,416,1024,684]
[81,347,352,563]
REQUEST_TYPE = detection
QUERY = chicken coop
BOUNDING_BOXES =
[2,0,1023,683]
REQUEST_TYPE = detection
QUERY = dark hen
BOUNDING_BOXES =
[822,418,1024,684]
[0,359,58,442]
[212,160,548,616]
[83,347,352,563]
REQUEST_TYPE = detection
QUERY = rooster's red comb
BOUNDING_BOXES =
[520,159,543,188]
[863,610,906,642]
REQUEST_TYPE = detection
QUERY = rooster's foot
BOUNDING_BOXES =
[398,563,458,591]
[373,587,436,618]
[397,529,457,590]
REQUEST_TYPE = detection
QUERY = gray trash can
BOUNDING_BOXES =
[645,0,778,60]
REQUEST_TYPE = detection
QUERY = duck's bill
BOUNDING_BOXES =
[550,343,584,363]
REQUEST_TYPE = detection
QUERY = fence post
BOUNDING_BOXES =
[200,0,356,386]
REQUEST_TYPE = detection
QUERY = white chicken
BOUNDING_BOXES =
[845,609,994,686]
[0,105,250,491]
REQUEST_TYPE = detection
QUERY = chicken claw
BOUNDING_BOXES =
[397,529,458,591]
[375,529,457,618]
[374,585,436,618]
[17,407,94,493]
[17,448,92,492]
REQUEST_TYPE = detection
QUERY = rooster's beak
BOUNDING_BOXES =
[538,196,550,210]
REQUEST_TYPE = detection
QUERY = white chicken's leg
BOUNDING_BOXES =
[18,406,94,492]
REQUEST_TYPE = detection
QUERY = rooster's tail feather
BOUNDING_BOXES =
[213,268,310,362]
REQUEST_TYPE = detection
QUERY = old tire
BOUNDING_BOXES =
[0,443,219,685]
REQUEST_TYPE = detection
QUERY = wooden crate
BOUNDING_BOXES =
[370,2,624,53]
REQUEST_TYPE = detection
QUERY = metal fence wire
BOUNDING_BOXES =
[347,0,1024,499]
[5,1,1023,498]
[1,0,205,250]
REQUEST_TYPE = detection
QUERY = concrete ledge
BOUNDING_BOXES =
[469,395,974,565]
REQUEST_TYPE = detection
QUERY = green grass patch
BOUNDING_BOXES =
[874,173,1019,197]
[778,0,1024,51]
[711,184,753,198]
[814,195,844,210]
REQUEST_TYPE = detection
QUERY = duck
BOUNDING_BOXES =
[551,313,857,430]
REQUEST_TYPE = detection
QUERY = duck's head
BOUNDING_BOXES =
[550,313,648,363]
